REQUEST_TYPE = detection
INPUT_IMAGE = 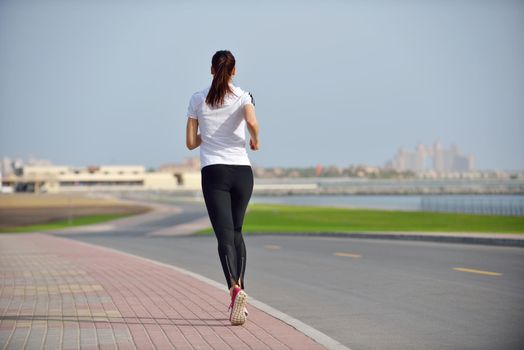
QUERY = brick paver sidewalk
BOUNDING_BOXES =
[0,233,325,349]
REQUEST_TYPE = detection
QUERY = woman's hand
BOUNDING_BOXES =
[250,138,259,151]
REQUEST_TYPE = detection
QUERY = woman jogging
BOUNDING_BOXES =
[185,50,259,326]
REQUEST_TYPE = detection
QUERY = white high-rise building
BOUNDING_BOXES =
[387,140,475,173]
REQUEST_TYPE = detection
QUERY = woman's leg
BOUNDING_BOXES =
[201,165,240,290]
[230,166,254,290]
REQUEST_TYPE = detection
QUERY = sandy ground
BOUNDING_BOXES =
[0,193,151,228]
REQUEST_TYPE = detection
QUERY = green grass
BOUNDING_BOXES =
[0,213,136,233]
[197,203,524,235]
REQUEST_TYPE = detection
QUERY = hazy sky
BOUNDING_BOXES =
[1,0,523,170]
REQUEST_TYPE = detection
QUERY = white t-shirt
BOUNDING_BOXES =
[187,84,255,169]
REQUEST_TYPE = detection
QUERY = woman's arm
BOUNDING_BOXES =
[186,118,201,150]
[244,104,259,150]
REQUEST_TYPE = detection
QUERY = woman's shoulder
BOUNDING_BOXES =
[191,86,210,98]
[188,86,210,105]
[232,85,255,106]
[231,85,249,96]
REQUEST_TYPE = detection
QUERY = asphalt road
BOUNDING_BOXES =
[51,202,524,350]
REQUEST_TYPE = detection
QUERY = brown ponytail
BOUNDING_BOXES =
[206,50,236,108]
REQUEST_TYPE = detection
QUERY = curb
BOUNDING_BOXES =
[53,234,350,350]
[240,232,524,248]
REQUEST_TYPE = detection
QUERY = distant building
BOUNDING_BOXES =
[2,155,53,177]
[158,157,201,189]
[1,157,12,176]
[2,164,187,193]
[159,157,200,173]
[0,154,209,193]
[386,140,475,174]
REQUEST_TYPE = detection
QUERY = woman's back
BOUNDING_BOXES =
[187,85,254,168]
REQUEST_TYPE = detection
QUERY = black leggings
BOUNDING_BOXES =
[201,164,254,290]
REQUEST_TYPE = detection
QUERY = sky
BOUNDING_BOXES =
[0,0,523,171]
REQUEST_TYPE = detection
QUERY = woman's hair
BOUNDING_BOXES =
[206,50,236,108]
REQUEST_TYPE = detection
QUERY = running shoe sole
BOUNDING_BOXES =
[230,290,248,325]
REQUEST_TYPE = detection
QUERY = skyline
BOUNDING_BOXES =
[0,137,511,171]
[1,0,523,171]
[0,138,502,173]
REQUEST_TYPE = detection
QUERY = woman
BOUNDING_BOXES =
[185,50,259,326]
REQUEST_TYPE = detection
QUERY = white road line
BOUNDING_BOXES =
[453,267,502,276]
[333,252,361,258]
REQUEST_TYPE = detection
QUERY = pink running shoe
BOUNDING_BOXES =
[228,286,248,325]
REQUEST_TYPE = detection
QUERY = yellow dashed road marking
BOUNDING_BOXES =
[453,267,502,276]
[264,245,281,250]
[334,252,361,258]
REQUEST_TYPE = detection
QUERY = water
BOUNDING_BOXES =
[252,194,524,216]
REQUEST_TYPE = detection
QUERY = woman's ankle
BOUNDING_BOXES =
[229,283,240,295]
